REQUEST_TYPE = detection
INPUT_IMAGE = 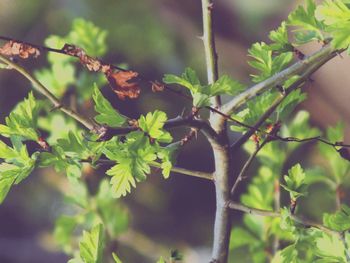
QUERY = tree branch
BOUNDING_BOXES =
[227,201,339,236]
[230,139,268,196]
[0,54,102,133]
[230,50,339,151]
[201,0,220,107]
[201,1,231,262]
[221,45,336,115]
[85,158,213,181]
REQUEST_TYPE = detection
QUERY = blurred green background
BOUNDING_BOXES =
[1,0,349,262]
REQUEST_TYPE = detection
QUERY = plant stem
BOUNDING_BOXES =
[221,45,336,115]
[201,0,220,107]
[202,1,231,261]
[0,54,100,132]
[150,161,213,181]
[228,201,339,236]
[230,140,267,196]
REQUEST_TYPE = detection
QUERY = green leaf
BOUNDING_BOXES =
[54,215,79,253]
[209,75,245,96]
[280,244,298,263]
[288,0,325,44]
[281,164,308,200]
[104,132,157,197]
[79,224,105,263]
[92,85,126,127]
[157,142,181,179]
[229,227,258,250]
[112,253,123,263]
[314,232,346,262]
[156,256,166,263]
[35,61,75,98]
[138,110,172,143]
[276,89,306,121]
[269,22,293,52]
[248,42,293,82]
[0,92,40,140]
[68,18,108,57]
[316,0,350,50]
[95,180,129,236]
[319,122,349,183]
[163,67,200,94]
[323,205,350,232]
[0,145,35,204]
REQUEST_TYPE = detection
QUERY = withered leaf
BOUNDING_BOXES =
[62,44,109,72]
[106,70,140,99]
[151,80,165,92]
[0,41,40,59]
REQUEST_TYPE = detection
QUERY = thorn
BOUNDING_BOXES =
[180,107,186,117]
[197,35,204,41]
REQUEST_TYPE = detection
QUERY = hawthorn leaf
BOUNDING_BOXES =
[269,22,293,52]
[54,215,79,253]
[104,132,157,197]
[281,164,308,201]
[138,110,172,143]
[106,161,137,198]
[112,253,123,263]
[323,205,350,232]
[92,85,126,127]
[288,0,325,44]
[314,232,346,262]
[76,224,105,263]
[209,75,245,96]
[0,92,40,141]
[67,18,108,57]
[0,142,35,204]
[163,67,200,94]
[248,42,293,82]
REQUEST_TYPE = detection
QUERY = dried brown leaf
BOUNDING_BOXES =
[0,41,40,59]
[151,81,165,92]
[106,70,140,99]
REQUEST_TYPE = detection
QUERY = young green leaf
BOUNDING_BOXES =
[68,18,108,57]
[79,224,105,263]
[248,42,293,82]
[288,0,325,44]
[209,75,245,96]
[316,0,350,50]
[0,141,35,204]
[0,92,40,141]
[163,67,200,94]
[138,110,172,143]
[281,164,308,201]
[314,232,346,262]
[112,253,123,263]
[54,215,79,253]
[268,22,293,52]
[93,85,126,127]
[323,205,350,232]
[104,132,157,197]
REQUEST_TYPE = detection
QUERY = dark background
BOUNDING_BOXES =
[0,0,349,262]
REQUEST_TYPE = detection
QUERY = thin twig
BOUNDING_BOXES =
[221,44,336,115]
[201,1,231,263]
[230,139,268,196]
[231,51,338,151]
[227,201,339,235]
[81,158,213,181]
[201,0,220,107]
[0,54,101,133]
